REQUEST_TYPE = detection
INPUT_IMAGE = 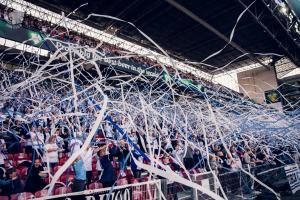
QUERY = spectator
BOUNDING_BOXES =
[183,146,194,170]
[72,155,86,192]
[44,135,59,172]
[193,149,205,169]
[98,145,116,187]
[130,149,143,178]
[69,133,83,155]
[83,146,100,185]
[30,125,45,158]
[242,148,255,167]
[115,140,129,177]
[24,159,46,193]
[1,168,23,196]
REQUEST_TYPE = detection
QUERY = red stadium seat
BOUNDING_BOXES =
[54,187,72,195]
[17,167,28,179]
[130,178,139,184]
[44,177,51,185]
[116,178,128,186]
[14,153,28,160]
[125,169,133,178]
[10,192,34,200]
[60,174,74,183]
[7,154,14,160]
[35,189,50,198]
[88,182,103,189]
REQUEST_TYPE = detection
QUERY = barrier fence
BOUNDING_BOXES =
[160,171,217,200]
[34,163,300,200]
[218,163,300,199]
[36,180,162,200]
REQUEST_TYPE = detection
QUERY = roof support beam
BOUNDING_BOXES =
[165,0,270,73]
[237,0,300,68]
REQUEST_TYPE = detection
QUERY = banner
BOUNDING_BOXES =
[161,72,205,93]
[51,40,159,77]
[0,20,49,49]
[284,164,300,194]
[50,188,131,200]
[37,180,161,200]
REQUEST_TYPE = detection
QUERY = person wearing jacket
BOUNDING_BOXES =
[1,168,23,196]
[24,159,46,193]
[98,145,116,187]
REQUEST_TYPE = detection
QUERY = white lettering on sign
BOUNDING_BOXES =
[54,42,158,76]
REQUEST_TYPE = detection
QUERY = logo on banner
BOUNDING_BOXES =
[29,32,43,45]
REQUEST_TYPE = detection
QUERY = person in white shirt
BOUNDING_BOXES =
[83,146,100,185]
[44,135,60,173]
[104,122,113,139]
[69,133,83,155]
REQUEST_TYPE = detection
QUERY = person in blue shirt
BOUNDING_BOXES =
[72,156,86,192]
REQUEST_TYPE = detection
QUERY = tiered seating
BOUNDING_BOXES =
[34,189,49,198]
[88,182,103,190]
[117,178,128,186]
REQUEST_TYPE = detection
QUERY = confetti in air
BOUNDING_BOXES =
[0,0,299,199]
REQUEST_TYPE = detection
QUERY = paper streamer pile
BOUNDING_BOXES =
[0,2,300,200]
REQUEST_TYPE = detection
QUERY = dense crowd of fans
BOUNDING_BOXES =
[0,68,299,199]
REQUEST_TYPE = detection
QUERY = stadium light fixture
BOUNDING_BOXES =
[280,5,288,15]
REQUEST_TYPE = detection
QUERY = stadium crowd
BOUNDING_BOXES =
[0,4,299,200]
[0,68,299,199]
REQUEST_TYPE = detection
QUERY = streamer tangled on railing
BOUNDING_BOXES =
[0,2,300,200]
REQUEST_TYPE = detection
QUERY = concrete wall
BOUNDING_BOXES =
[237,66,282,110]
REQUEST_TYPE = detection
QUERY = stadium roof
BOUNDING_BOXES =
[19,0,300,75]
